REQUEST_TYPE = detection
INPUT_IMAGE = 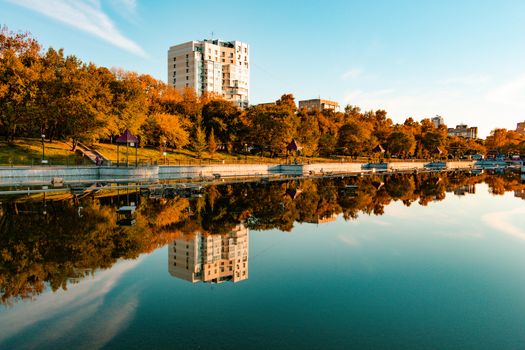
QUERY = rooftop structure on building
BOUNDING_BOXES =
[516,121,525,135]
[168,224,249,284]
[298,98,340,112]
[447,124,478,139]
[168,39,249,109]
[432,115,445,128]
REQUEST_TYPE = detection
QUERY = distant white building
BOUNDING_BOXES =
[448,124,478,139]
[432,115,444,128]
[168,39,250,108]
[298,98,340,112]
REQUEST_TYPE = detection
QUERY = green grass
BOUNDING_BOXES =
[0,138,86,166]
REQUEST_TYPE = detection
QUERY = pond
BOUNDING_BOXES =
[1,171,525,349]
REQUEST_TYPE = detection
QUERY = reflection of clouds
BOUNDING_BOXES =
[0,259,141,349]
[338,234,360,247]
[370,220,392,226]
[483,208,525,241]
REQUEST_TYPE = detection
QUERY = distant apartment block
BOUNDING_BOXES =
[168,224,249,284]
[168,39,249,108]
[447,124,478,139]
[516,121,525,135]
[298,98,340,112]
[453,184,476,196]
[432,115,445,128]
[305,213,338,224]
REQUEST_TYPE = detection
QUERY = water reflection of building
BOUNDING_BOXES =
[306,213,338,224]
[168,224,249,283]
[514,189,525,200]
[453,184,476,196]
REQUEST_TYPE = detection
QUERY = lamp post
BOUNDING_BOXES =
[41,134,45,163]
[163,141,167,165]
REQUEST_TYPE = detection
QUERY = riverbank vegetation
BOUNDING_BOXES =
[2,27,525,162]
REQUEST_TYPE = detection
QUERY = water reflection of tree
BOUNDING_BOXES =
[1,171,524,304]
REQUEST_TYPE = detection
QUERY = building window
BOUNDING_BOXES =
[173,64,176,68]
[186,68,189,73]
[186,76,188,80]
[173,57,176,61]
[222,59,225,62]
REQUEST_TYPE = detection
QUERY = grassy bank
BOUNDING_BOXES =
[0,139,86,166]
[1,138,387,166]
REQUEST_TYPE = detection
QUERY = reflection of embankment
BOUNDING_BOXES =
[168,224,249,284]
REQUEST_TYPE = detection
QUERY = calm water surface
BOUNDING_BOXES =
[1,172,525,349]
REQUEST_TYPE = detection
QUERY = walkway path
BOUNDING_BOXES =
[76,143,109,164]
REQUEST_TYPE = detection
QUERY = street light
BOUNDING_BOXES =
[163,141,167,165]
[41,134,46,163]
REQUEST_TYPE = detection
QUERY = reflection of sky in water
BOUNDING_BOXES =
[2,183,525,349]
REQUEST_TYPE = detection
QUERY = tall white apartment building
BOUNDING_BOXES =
[168,39,250,108]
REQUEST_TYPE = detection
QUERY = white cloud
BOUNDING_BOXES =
[108,0,138,22]
[341,68,362,81]
[8,0,146,57]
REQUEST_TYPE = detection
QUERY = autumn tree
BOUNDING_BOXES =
[192,122,207,158]
[201,99,243,152]
[247,104,298,157]
[0,27,41,142]
[296,110,320,156]
[386,129,416,157]
[208,128,217,156]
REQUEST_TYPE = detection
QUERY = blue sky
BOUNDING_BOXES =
[1,0,525,137]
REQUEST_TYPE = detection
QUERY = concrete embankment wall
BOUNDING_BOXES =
[0,166,158,185]
[158,164,278,179]
[0,161,476,185]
